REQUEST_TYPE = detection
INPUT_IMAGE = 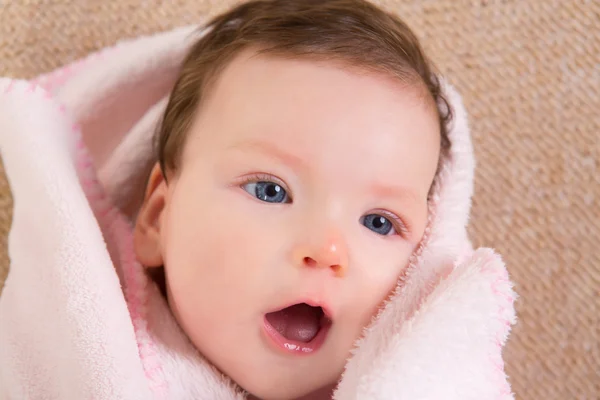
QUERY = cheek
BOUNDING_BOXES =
[159,180,286,308]
[162,195,253,288]
[348,241,415,324]
[158,188,276,350]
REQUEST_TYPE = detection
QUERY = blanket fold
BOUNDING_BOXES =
[0,25,516,400]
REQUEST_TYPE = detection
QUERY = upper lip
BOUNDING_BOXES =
[268,298,335,322]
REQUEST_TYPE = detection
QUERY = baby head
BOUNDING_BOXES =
[134,0,451,398]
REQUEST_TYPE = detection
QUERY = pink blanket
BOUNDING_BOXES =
[0,25,516,399]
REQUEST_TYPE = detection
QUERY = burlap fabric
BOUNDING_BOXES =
[1,1,598,399]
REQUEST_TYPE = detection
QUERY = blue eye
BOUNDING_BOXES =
[243,181,290,203]
[361,214,396,236]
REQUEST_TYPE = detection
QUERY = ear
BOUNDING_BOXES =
[134,163,168,268]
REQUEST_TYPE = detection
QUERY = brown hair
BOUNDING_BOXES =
[155,0,452,180]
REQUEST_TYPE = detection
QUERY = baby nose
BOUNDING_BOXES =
[294,234,348,277]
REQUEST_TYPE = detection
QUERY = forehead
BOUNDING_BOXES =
[187,50,441,195]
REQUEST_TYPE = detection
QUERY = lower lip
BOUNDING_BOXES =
[262,316,331,355]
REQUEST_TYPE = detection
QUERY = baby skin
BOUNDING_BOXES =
[134,49,441,399]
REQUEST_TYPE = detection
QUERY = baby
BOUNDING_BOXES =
[133,0,451,398]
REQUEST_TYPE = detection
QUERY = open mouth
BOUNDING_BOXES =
[263,303,332,355]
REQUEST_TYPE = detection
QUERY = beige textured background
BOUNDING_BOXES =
[1,1,598,399]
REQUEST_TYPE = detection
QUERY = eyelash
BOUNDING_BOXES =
[238,173,293,198]
[236,173,410,238]
[236,173,290,189]
[371,209,410,238]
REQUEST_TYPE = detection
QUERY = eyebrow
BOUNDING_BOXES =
[227,139,308,171]
[368,182,423,205]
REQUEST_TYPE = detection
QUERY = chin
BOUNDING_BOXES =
[235,369,335,400]
[240,379,312,400]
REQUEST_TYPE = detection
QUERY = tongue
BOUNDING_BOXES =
[266,303,322,343]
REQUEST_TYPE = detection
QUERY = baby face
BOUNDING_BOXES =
[135,50,440,399]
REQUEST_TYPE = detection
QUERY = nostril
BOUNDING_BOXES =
[303,257,317,267]
[331,264,343,275]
